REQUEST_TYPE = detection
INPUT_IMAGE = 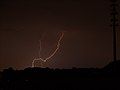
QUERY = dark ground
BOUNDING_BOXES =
[0,60,120,90]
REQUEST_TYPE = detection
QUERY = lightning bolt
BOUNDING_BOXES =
[32,32,64,67]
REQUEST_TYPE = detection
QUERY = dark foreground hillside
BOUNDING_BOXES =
[0,61,120,90]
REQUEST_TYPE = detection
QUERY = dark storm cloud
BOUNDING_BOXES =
[0,0,120,70]
[0,0,109,32]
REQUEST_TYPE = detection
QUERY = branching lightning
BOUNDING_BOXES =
[32,32,64,67]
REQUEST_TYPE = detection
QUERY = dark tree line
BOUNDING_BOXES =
[0,60,120,90]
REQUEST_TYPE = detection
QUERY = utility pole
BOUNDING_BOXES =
[110,0,119,62]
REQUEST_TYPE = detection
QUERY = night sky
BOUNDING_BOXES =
[0,0,120,70]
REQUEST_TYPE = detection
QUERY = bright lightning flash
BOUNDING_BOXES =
[32,32,64,67]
